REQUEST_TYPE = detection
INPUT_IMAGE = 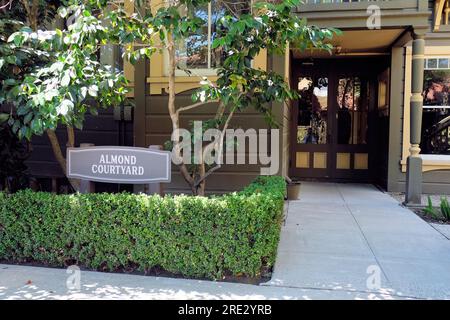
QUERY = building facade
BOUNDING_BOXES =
[27,0,450,195]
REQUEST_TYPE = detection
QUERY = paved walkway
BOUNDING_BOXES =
[264,182,450,299]
[0,264,402,300]
[1,182,449,300]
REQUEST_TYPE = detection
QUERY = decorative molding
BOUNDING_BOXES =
[434,0,450,31]
[401,155,450,172]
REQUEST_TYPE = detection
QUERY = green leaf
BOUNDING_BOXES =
[23,112,33,124]
[12,33,24,46]
[3,79,16,86]
[61,72,71,87]
[80,87,88,99]
[58,7,68,18]
[56,99,74,115]
[0,113,9,124]
[30,118,42,133]
[88,85,98,97]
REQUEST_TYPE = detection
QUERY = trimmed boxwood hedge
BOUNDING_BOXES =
[0,176,285,279]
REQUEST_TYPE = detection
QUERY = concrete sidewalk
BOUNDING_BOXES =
[0,264,407,300]
[264,182,450,300]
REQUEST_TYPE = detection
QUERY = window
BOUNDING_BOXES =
[170,0,250,76]
[421,57,450,154]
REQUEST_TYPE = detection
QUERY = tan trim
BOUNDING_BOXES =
[412,54,425,60]
[337,153,351,170]
[313,152,327,169]
[354,153,369,170]
[401,44,450,172]
[254,49,267,71]
[401,155,450,172]
[296,152,310,169]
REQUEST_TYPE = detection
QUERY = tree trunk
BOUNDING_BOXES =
[21,0,39,31]
[20,2,83,193]
[166,30,198,194]
[197,150,206,196]
[46,129,80,192]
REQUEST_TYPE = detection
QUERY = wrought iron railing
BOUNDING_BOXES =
[424,115,450,155]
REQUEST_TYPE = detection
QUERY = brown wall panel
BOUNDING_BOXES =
[165,171,259,194]
[143,91,274,193]
[26,109,133,182]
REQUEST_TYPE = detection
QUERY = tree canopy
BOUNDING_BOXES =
[1,0,339,194]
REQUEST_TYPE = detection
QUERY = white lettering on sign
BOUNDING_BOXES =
[92,154,144,176]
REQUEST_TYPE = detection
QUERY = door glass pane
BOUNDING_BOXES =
[297,77,328,144]
[337,77,368,145]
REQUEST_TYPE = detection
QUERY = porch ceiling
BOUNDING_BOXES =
[292,29,406,58]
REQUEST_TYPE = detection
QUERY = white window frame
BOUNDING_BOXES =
[163,2,218,77]
[163,0,255,77]
[401,47,450,171]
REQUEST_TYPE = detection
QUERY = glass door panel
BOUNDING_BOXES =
[297,77,329,145]
[336,77,369,145]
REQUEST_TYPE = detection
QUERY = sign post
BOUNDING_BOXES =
[67,146,171,195]
[78,143,95,194]
[147,145,165,196]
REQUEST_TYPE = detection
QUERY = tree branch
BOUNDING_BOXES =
[0,0,13,10]
[165,27,198,193]
[67,126,75,148]
[176,100,219,115]
[46,129,80,192]
[194,107,235,188]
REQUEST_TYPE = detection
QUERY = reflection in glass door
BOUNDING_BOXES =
[333,76,371,177]
[336,77,369,146]
[291,72,332,179]
[297,77,328,145]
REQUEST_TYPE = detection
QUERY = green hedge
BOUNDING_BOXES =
[0,176,285,279]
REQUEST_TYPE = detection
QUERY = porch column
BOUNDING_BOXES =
[405,34,425,205]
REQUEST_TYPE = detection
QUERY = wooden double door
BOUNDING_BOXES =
[290,59,387,182]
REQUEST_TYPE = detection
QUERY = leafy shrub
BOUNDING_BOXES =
[424,196,439,219]
[440,197,450,220]
[0,176,285,279]
[423,196,450,221]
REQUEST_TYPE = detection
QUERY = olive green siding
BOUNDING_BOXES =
[388,46,407,193]
[142,92,272,194]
